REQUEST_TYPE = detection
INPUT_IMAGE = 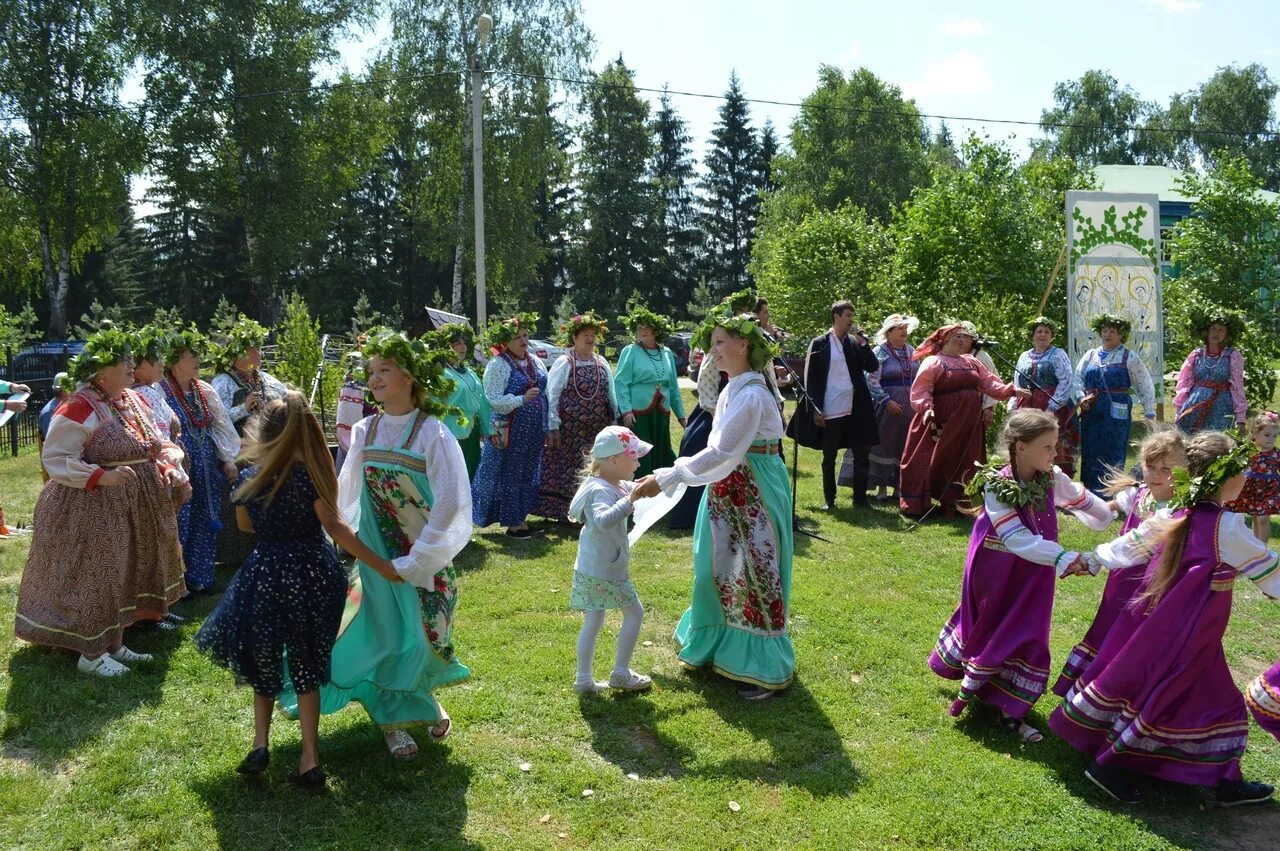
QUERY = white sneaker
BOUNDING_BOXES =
[573,678,609,694]
[608,670,653,692]
[110,646,154,664]
[77,654,130,677]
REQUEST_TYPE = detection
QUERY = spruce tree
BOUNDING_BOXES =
[649,89,702,316]
[570,56,657,315]
[700,72,761,297]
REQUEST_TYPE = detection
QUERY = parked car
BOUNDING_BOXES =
[668,331,692,376]
[528,338,567,368]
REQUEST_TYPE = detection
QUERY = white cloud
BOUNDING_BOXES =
[1144,0,1202,12]
[901,51,993,100]
[941,16,990,37]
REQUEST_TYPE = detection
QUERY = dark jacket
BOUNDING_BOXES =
[789,331,880,449]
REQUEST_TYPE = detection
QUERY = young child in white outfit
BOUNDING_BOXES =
[570,425,661,693]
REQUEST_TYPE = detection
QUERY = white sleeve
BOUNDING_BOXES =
[1053,468,1115,531]
[1093,509,1172,571]
[392,419,474,587]
[203,382,243,463]
[483,357,523,415]
[1222,512,1280,598]
[984,488,1079,576]
[546,357,570,430]
[653,386,764,493]
[1114,486,1139,519]
[335,382,366,452]
[1128,353,1158,414]
[337,417,369,529]
[603,357,621,419]
[696,351,721,411]
[41,408,103,488]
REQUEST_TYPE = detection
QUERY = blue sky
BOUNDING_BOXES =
[563,0,1280,158]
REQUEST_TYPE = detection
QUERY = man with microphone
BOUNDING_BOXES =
[801,300,880,511]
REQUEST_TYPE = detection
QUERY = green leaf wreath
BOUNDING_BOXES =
[484,312,539,353]
[65,324,134,390]
[964,458,1053,511]
[162,325,209,369]
[212,316,269,374]
[357,326,460,420]
[691,302,779,373]
[621,305,674,343]
[1168,428,1258,510]
[558,311,609,347]
[1089,312,1132,340]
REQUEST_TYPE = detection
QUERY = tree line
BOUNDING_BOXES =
[2,0,1278,357]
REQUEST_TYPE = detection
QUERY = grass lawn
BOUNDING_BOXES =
[4,394,1280,850]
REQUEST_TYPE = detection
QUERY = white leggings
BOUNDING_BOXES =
[576,604,644,682]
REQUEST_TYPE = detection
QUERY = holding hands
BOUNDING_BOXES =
[630,475,661,501]
[1060,554,1096,578]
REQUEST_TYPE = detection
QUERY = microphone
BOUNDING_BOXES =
[973,337,1000,350]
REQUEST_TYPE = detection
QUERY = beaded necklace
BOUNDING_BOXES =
[231,365,265,402]
[641,344,668,382]
[167,374,212,431]
[569,351,603,403]
[888,344,913,378]
[506,350,538,384]
[93,384,157,449]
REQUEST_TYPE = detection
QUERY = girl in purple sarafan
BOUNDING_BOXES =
[1052,429,1186,697]
[1049,431,1280,807]
[928,409,1113,744]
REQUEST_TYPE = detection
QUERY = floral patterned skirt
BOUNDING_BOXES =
[674,446,795,690]
[570,572,641,611]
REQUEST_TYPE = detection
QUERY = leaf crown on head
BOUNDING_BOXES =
[213,316,269,374]
[133,324,170,365]
[691,303,778,372]
[1089,312,1132,339]
[1188,300,1246,344]
[964,458,1053,512]
[621,306,673,343]
[1169,428,1258,511]
[484,312,539,353]
[163,325,209,368]
[357,326,459,419]
[433,322,477,352]
[1025,315,1056,337]
[558,311,609,347]
[66,323,133,389]
[723,288,757,315]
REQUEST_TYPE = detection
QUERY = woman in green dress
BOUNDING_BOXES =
[615,306,686,477]
[652,305,793,700]
[432,322,493,479]
[278,328,472,760]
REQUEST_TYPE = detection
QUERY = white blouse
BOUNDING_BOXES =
[1074,346,1158,416]
[174,379,242,465]
[1092,509,1280,598]
[482,353,548,422]
[696,351,784,413]
[133,383,179,442]
[654,371,785,493]
[983,467,1114,577]
[338,411,473,587]
[545,354,620,429]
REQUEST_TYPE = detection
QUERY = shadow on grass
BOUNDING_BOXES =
[192,721,478,851]
[944,694,1277,849]
[2,619,184,764]
[580,671,860,798]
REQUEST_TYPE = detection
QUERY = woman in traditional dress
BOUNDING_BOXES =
[535,312,619,522]
[898,324,1027,519]
[432,322,493,480]
[929,410,1113,742]
[1074,313,1158,494]
[615,306,686,477]
[1010,317,1081,477]
[653,305,793,700]
[162,327,241,594]
[1050,431,1280,806]
[860,313,918,502]
[212,317,287,565]
[1174,305,1247,434]
[471,313,547,538]
[15,329,187,676]
[278,328,472,761]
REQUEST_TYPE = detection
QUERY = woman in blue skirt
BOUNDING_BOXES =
[1075,312,1157,494]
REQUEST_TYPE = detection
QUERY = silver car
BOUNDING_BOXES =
[527,338,567,368]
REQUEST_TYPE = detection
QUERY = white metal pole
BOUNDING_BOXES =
[471,53,487,332]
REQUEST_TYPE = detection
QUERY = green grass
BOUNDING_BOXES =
[4,399,1280,850]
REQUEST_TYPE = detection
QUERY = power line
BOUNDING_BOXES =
[502,69,1280,140]
[2,62,1277,142]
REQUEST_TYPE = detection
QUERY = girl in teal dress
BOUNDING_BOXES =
[278,328,473,760]
[432,322,493,479]
[653,306,793,700]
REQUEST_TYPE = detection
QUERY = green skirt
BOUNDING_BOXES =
[631,407,675,477]
[674,448,795,690]
[458,430,482,480]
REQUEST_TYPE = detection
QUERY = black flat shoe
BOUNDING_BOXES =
[1084,760,1142,804]
[1217,779,1274,807]
[236,747,270,775]
[505,527,533,539]
[289,766,327,791]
